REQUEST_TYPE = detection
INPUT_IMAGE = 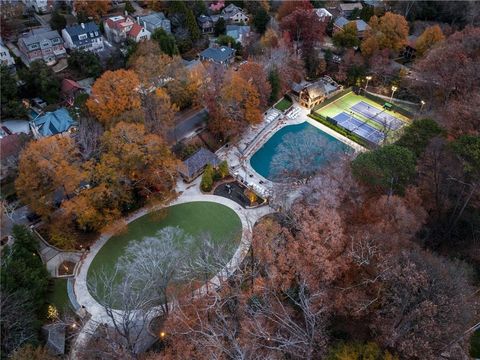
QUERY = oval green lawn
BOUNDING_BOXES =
[87,201,242,301]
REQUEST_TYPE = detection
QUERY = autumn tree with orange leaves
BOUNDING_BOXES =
[361,12,409,57]
[15,136,84,219]
[73,0,110,21]
[86,69,142,127]
[415,25,445,57]
[237,62,271,109]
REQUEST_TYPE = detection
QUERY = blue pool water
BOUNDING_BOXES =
[249,122,351,182]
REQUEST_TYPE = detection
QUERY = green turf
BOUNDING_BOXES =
[314,92,410,131]
[87,201,242,301]
[275,98,293,111]
[46,278,70,315]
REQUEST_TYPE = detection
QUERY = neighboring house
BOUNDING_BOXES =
[30,108,77,138]
[402,35,418,60]
[198,15,215,34]
[61,22,104,52]
[17,27,66,65]
[21,0,52,13]
[61,78,85,105]
[42,324,66,356]
[338,2,363,18]
[199,46,235,66]
[139,12,171,33]
[333,17,370,38]
[226,25,251,44]
[104,15,151,44]
[291,77,343,109]
[315,8,333,21]
[221,4,249,23]
[178,147,221,182]
[0,40,15,68]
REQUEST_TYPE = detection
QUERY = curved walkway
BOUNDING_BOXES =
[72,177,273,356]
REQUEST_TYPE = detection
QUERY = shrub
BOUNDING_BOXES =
[218,160,229,178]
[201,164,214,192]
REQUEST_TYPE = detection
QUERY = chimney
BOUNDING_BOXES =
[143,21,147,29]
[80,23,85,29]
[125,10,128,16]
[137,16,140,24]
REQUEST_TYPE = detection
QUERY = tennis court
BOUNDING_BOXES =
[350,101,404,130]
[333,112,385,144]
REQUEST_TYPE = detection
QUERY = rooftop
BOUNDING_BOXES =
[19,27,62,46]
[33,108,76,137]
[339,2,363,11]
[63,22,99,37]
[179,147,221,178]
[199,46,235,63]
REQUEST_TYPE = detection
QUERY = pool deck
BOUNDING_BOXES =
[216,101,365,193]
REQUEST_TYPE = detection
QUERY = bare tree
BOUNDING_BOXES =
[116,226,191,315]
[269,127,343,182]
[75,116,103,160]
[246,282,328,360]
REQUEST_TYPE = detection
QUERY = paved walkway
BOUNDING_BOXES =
[71,176,273,356]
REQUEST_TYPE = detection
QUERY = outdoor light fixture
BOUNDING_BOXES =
[365,76,372,91]
[390,85,398,101]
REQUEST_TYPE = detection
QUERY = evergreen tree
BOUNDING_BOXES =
[253,7,270,34]
[268,67,281,104]
[186,8,201,41]
[152,28,179,55]
[49,9,66,31]
[214,17,226,37]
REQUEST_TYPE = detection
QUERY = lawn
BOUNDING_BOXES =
[87,201,242,303]
[46,278,70,315]
[314,91,410,131]
[274,98,293,112]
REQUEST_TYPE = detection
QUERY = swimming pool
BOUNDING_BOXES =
[249,122,351,182]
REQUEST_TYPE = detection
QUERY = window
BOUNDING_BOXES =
[79,34,87,40]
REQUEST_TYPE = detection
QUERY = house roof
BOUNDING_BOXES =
[179,147,220,178]
[407,35,418,48]
[61,78,83,96]
[64,22,99,37]
[198,14,212,24]
[33,108,76,137]
[199,46,235,63]
[19,27,62,46]
[105,15,134,31]
[334,16,349,28]
[339,2,363,11]
[42,324,66,355]
[226,25,250,41]
[334,17,369,32]
[315,8,333,18]
[128,23,144,38]
[140,12,167,26]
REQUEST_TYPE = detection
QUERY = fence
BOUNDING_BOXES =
[361,90,415,119]
[308,113,375,149]
[310,87,353,113]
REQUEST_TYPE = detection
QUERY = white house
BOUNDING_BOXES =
[104,15,151,44]
[0,40,15,68]
[315,8,333,21]
[21,0,51,13]
[62,22,104,52]
[221,4,249,23]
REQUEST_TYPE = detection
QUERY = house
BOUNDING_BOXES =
[61,22,104,52]
[199,46,235,66]
[139,12,171,33]
[178,147,221,182]
[17,27,66,65]
[226,25,250,44]
[61,78,85,105]
[291,77,343,109]
[315,8,333,21]
[338,2,363,18]
[0,40,15,68]
[198,15,215,34]
[42,324,66,356]
[104,15,151,44]
[333,17,370,38]
[402,35,418,60]
[21,0,52,13]
[31,108,77,138]
[221,4,249,23]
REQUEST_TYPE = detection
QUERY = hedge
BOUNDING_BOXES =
[308,113,373,149]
